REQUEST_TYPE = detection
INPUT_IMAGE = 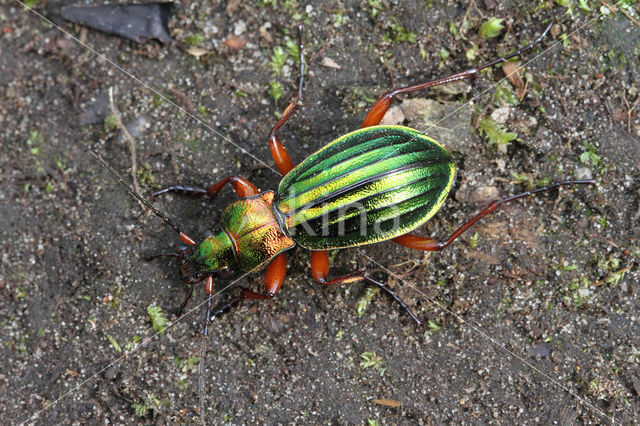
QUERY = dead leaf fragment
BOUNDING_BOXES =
[224,35,247,51]
[259,23,273,43]
[502,62,525,99]
[186,47,210,59]
[372,398,401,407]
[320,57,341,69]
[60,2,174,44]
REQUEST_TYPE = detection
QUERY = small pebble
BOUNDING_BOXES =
[526,342,550,358]
[575,167,593,180]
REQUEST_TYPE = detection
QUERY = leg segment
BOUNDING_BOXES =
[393,179,595,251]
[268,25,305,176]
[152,175,259,199]
[202,253,288,335]
[310,251,421,325]
[142,251,181,260]
[362,23,552,128]
[173,284,195,317]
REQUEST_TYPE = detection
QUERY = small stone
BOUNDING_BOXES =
[380,106,405,125]
[490,107,511,124]
[468,186,500,204]
[233,20,246,36]
[399,98,473,154]
[526,342,550,358]
[430,80,471,97]
[575,167,593,180]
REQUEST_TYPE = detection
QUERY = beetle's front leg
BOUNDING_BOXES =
[202,253,288,335]
[152,175,259,199]
[310,251,421,325]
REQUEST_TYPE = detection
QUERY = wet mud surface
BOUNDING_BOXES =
[1,1,639,424]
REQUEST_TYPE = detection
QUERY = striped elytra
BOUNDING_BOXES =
[275,125,455,250]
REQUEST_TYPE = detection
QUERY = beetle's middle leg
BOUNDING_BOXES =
[361,23,552,128]
[310,251,421,325]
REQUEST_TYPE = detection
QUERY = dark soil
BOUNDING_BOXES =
[1,1,639,424]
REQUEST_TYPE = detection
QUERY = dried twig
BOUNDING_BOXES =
[108,87,143,209]
[619,5,640,27]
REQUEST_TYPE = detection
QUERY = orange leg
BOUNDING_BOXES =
[263,252,288,297]
[152,175,259,199]
[202,253,288,335]
[206,176,258,198]
[393,179,595,252]
[361,23,552,128]
[269,125,295,175]
[310,251,421,325]
[267,25,305,176]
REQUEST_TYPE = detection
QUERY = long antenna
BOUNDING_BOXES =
[88,149,196,246]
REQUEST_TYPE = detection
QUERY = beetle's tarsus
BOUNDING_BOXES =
[171,284,195,317]
[362,273,422,326]
[152,184,208,198]
[361,22,554,128]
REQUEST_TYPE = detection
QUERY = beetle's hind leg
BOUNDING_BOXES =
[310,251,421,325]
[361,23,553,128]
[393,179,595,252]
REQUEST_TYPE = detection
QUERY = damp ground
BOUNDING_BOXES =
[1,1,639,424]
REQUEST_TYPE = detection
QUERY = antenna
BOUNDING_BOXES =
[88,149,196,246]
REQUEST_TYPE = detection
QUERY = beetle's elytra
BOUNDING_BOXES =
[277,125,455,249]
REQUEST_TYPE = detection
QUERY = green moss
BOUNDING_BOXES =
[479,18,504,39]
[477,117,517,152]
[185,33,204,47]
[356,286,380,317]
[383,23,416,43]
[359,352,386,376]
[105,334,122,353]
[147,305,168,333]
[268,81,284,102]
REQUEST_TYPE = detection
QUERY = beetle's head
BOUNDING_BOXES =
[178,230,235,283]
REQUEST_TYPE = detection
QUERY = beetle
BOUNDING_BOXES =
[88,23,599,423]
[92,22,594,334]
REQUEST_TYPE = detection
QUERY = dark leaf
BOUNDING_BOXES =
[61,2,174,44]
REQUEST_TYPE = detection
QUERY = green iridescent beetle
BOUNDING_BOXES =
[189,125,454,272]
[93,23,593,329]
[149,125,456,326]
